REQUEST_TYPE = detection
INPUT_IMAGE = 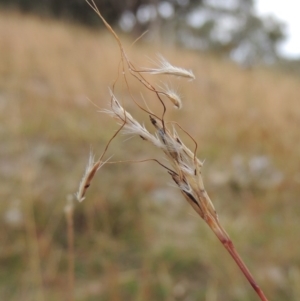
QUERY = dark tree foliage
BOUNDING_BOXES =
[0,0,142,25]
[0,0,286,64]
[0,0,200,25]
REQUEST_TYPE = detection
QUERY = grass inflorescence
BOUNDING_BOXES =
[76,1,271,300]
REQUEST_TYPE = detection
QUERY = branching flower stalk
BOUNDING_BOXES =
[76,1,270,300]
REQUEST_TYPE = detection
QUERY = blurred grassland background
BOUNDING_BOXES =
[1,9,300,301]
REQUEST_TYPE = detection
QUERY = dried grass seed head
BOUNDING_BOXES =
[143,55,195,80]
[159,84,183,109]
[76,152,103,202]
[105,91,165,149]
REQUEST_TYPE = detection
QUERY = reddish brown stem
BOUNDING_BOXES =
[206,214,269,301]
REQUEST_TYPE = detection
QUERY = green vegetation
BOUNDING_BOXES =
[1,11,300,301]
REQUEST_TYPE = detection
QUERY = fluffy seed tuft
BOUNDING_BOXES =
[76,152,104,202]
[142,55,195,80]
[160,85,182,109]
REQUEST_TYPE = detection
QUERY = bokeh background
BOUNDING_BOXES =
[1,1,300,300]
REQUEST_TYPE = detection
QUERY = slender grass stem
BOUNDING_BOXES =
[206,215,269,301]
[65,199,75,301]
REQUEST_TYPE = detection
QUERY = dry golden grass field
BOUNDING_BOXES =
[1,10,300,301]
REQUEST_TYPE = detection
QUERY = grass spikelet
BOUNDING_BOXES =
[76,152,104,202]
[104,91,164,149]
[159,84,182,109]
[142,55,195,80]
